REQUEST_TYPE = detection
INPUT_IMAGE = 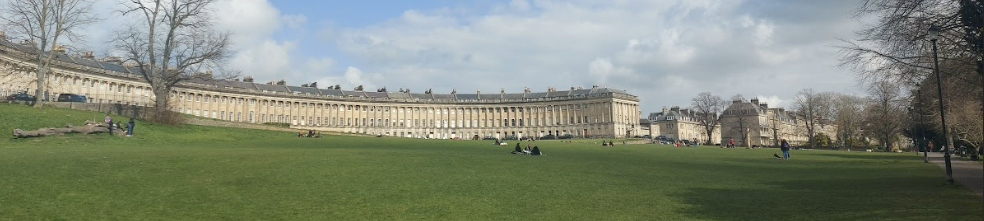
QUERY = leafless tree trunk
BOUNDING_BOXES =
[833,93,868,149]
[864,81,907,151]
[12,120,124,138]
[692,92,727,145]
[792,89,834,148]
[1,0,98,108]
[113,0,233,123]
[733,115,751,148]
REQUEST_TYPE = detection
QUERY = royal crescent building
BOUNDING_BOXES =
[0,36,641,139]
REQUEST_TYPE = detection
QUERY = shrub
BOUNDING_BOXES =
[150,109,184,125]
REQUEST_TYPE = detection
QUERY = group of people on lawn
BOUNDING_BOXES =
[297,130,321,138]
[104,114,135,137]
[511,143,542,155]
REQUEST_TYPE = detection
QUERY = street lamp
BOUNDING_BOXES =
[928,25,954,185]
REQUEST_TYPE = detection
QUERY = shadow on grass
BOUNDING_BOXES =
[809,152,926,161]
[670,177,983,221]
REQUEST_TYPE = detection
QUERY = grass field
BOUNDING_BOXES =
[0,103,981,220]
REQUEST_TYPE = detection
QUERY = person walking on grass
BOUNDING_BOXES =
[780,139,791,160]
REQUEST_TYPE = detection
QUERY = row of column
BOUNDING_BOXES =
[1,57,641,139]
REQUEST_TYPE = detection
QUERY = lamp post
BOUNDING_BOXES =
[928,25,954,185]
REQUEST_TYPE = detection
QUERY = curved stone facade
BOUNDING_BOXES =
[0,39,641,139]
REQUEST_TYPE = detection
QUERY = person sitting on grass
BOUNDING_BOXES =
[531,146,542,156]
[511,145,523,154]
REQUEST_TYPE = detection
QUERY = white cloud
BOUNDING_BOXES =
[213,0,281,46]
[509,0,531,11]
[283,14,308,30]
[47,0,867,114]
[328,0,865,113]
[755,95,785,108]
[212,0,337,85]
[230,40,295,78]
[313,66,377,91]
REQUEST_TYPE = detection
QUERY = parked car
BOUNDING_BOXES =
[56,93,87,103]
[7,92,36,101]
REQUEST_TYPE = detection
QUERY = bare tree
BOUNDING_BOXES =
[863,81,907,150]
[841,0,982,84]
[792,89,834,148]
[691,92,727,145]
[721,94,753,147]
[1,0,98,108]
[915,70,984,157]
[113,0,232,122]
[843,0,983,154]
[732,114,752,147]
[832,93,868,149]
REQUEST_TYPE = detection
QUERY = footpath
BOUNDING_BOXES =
[925,152,983,199]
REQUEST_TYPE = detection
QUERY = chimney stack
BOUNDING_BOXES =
[53,45,67,54]
[81,51,95,59]
[100,56,123,64]
[276,80,286,86]
[243,76,254,82]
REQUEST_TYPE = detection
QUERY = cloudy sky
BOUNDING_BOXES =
[10,0,872,114]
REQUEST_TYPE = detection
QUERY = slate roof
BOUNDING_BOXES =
[341,90,365,97]
[364,91,388,98]
[287,85,321,95]
[255,83,289,92]
[525,92,548,99]
[502,93,525,100]
[432,93,456,100]
[409,93,431,100]
[216,80,257,90]
[386,92,412,100]
[0,39,638,102]
[455,93,479,100]
[319,89,344,97]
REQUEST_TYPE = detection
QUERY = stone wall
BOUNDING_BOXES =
[45,102,292,132]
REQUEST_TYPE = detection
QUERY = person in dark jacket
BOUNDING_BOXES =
[780,139,791,160]
[107,119,114,136]
[511,144,523,154]
[126,118,135,136]
[531,146,541,155]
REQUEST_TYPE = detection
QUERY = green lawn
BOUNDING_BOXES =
[0,103,981,220]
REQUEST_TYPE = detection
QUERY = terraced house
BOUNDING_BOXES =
[648,106,721,144]
[0,36,641,139]
[719,98,833,147]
